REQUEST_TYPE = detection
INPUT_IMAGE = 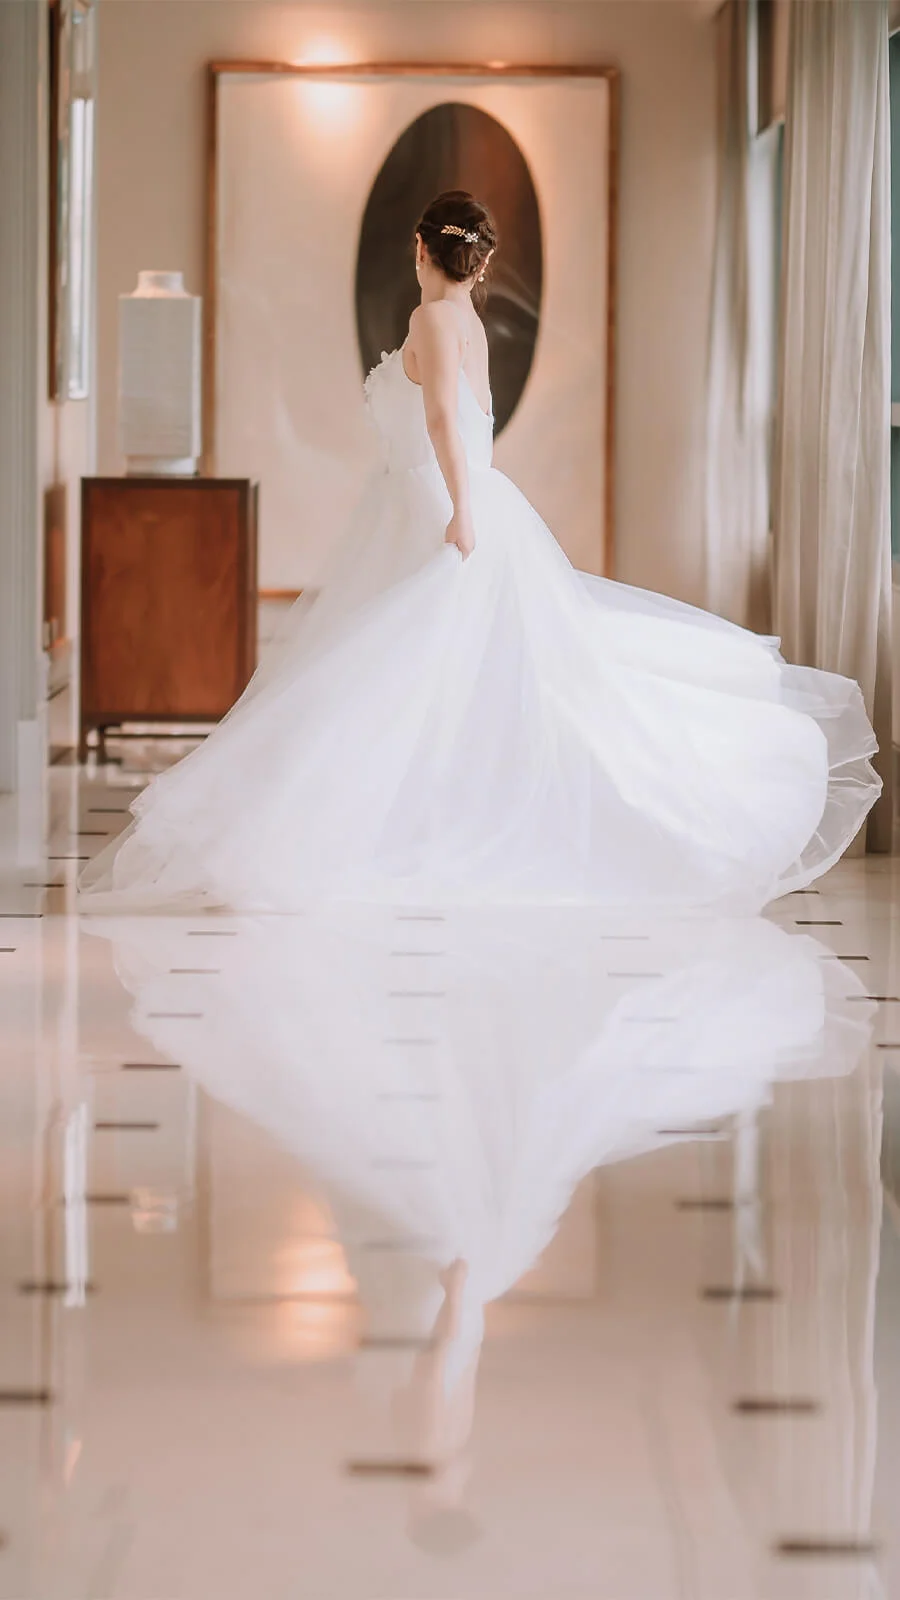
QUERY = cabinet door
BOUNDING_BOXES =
[81,481,255,721]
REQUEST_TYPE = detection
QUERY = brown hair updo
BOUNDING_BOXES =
[416,190,498,305]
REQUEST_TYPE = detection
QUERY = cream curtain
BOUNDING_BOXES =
[773,0,893,851]
[704,0,778,632]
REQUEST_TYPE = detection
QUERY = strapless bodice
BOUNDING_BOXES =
[364,347,494,474]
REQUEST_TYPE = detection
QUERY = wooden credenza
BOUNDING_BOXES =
[80,477,258,758]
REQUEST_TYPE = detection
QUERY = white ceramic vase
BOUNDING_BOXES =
[118,270,202,475]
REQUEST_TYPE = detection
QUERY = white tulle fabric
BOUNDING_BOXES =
[80,347,881,914]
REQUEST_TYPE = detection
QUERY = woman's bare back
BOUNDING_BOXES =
[405,300,492,418]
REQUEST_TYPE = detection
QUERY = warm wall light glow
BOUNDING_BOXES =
[290,38,362,123]
[303,80,359,123]
[292,35,348,68]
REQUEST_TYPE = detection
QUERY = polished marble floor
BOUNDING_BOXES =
[1,758,899,1599]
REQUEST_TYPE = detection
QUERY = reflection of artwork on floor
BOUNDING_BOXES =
[211,66,616,590]
[356,102,542,437]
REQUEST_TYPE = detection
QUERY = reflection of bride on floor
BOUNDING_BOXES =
[80,190,879,916]
[87,906,873,1546]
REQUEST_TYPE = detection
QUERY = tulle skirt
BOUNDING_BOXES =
[79,461,880,914]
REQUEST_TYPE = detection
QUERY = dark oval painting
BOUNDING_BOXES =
[355,102,542,436]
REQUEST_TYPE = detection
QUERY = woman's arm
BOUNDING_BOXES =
[407,303,475,559]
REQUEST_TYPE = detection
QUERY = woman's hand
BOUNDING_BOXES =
[446,509,476,560]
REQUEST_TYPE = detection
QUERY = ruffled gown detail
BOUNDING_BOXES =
[80,348,880,913]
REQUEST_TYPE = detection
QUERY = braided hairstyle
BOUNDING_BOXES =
[416,190,498,306]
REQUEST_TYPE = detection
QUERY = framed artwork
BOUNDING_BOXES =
[206,62,618,590]
[49,0,97,401]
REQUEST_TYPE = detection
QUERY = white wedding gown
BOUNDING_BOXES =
[80,347,880,913]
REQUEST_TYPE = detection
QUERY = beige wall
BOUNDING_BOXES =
[96,0,717,603]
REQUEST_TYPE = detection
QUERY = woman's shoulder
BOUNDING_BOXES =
[408,300,467,347]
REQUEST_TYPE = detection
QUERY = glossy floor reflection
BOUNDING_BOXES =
[1,771,900,1597]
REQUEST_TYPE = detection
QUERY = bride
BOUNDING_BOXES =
[80,190,880,914]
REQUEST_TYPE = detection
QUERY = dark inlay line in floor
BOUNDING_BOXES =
[345,1460,434,1478]
[0,1389,53,1406]
[388,991,446,999]
[47,855,90,862]
[676,1198,737,1211]
[657,1125,726,1137]
[18,1280,97,1296]
[774,1539,878,1559]
[794,919,843,926]
[821,954,869,961]
[607,971,663,979]
[876,1042,900,1049]
[22,883,64,890]
[94,1120,160,1131]
[168,968,220,975]
[787,888,821,894]
[87,807,131,813]
[0,913,43,918]
[734,1398,819,1415]
[0,948,16,953]
[76,831,110,838]
[121,1061,181,1070]
[702,1285,779,1302]
[849,996,900,1003]
[145,1011,204,1020]
[75,1194,131,1206]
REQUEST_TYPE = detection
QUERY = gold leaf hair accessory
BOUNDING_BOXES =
[440,224,479,244]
